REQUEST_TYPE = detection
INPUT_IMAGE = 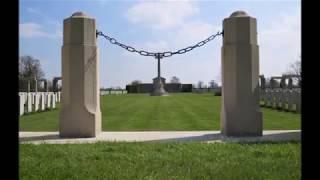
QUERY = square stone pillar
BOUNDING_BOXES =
[221,11,263,136]
[59,12,101,138]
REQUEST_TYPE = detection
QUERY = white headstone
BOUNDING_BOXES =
[47,93,51,109]
[35,94,40,111]
[58,92,61,102]
[287,90,294,111]
[52,94,56,108]
[40,93,45,111]
[294,90,301,113]
[27,93,32,113]
[31,93,35,104]
[282,90,288,110]
[19,94,24,116]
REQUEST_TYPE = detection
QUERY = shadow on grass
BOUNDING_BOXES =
[145,131,301,143]
[19,134,60,142]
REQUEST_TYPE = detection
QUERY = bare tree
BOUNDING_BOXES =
[209,80,218,88]
[197,81,204,88]
[284,56,301,82]
[131,80,142,85]
[19,55,45,80]
[170,76,180,83]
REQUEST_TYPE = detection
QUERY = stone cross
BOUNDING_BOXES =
[151,54,168,96]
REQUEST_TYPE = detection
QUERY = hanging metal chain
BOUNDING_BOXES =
[96,30,223,59]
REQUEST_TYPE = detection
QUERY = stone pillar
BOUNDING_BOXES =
[59,12,101,138]
[221,10,262,136]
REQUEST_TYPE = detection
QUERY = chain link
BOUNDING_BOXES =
[96,30,223,59]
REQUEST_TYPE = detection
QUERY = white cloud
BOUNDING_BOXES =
[173,21,221,47]
[20,22,62,39]
[126,0,199,30]
[26,7,38,14]
[259,10,301,77]
[144,40,169,52]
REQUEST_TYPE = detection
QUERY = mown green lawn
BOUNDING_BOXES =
[20,142,300,180]
[19,93,301,131]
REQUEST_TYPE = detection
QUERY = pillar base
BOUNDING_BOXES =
[150,81,168,96]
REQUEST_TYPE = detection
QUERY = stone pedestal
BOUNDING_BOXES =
[220,10,263,137]
[59,12,101,138]
[151,77,168,96]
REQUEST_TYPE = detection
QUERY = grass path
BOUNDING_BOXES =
[19,93,300,131]
[20,142,300,180]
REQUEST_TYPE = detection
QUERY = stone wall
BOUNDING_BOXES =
[126,83,193,93]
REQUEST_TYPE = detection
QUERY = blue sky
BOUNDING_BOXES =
[19,0,301,88]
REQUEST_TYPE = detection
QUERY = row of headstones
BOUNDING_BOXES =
[100,90,128,95]
[192,88,220,93]
[260,88,301,113]
[19,92,61,116]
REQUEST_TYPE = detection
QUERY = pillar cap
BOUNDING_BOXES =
[230,10,249,17]
[71,11,89,18]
